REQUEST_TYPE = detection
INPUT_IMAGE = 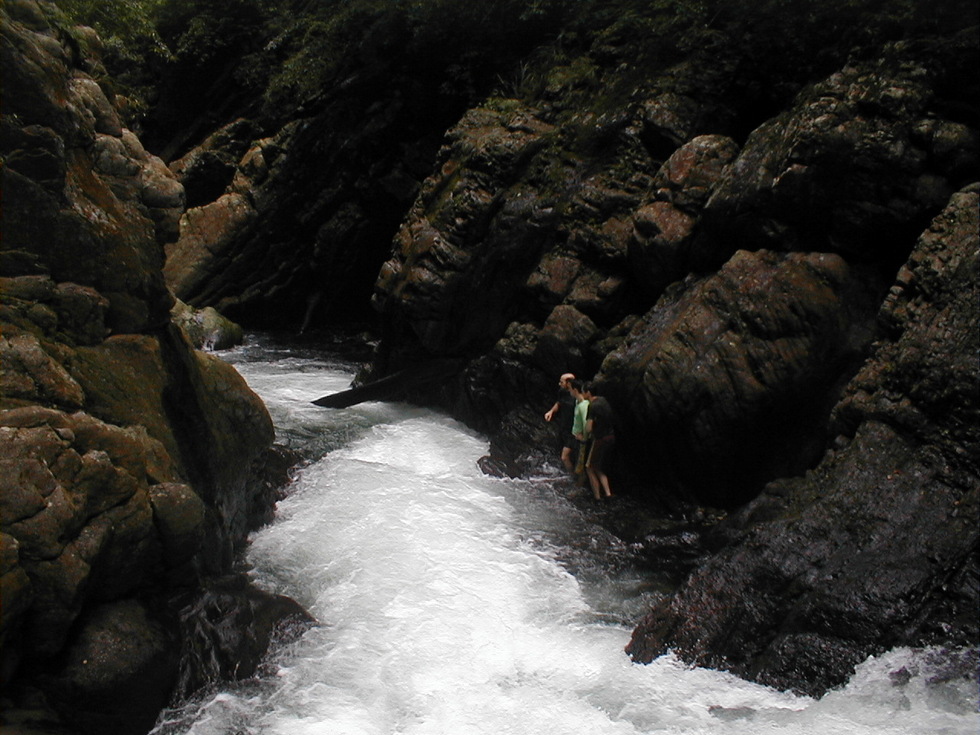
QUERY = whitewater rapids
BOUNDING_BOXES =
[152,336,978,735]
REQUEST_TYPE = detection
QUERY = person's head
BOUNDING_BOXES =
[559,372,575,390]
[583,381,595,399]
[570,379,585,398]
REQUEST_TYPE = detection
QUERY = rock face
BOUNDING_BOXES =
[161,70,460,331]
[371,43,976,497]
[7,0,974,714]
[626,185,979,696]
[0,3,287,732]
[600,248,882,507]
[365,40,977,693]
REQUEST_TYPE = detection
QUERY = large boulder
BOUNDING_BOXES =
[599,248,883,508]
[626,184,979,696]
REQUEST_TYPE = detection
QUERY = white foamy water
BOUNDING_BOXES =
[152,337,978,735]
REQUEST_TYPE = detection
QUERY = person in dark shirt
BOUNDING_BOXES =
[584,382,615,499]
[544,372,576,472]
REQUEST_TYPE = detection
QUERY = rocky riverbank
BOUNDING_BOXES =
[1,4,305,732]
[364,41,978,694]
[3,0,977,728]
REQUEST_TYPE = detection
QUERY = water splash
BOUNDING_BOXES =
[152,336,978,735]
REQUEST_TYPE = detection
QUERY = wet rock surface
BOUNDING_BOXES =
[0,5,296,733]
[3,0,977,719]
[363,40,978,696]
[626,186,979,695]
[169,574,315,701]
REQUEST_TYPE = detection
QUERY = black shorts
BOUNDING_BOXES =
[562,432,576,451]
[587,435,614,471]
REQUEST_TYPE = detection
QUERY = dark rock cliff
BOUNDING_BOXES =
[365,37,979,693]
[147,3,978,698]
[4,0,977,719]
[1,3,302,733]
[626,185,979,695]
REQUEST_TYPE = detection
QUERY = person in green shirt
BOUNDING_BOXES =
[569,379,590,483]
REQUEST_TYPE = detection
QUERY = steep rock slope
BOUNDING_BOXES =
[367,41,978,693]
[626,185,979,695]
[1,3,295,732]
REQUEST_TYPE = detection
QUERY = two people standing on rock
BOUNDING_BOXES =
[545,374,615,500]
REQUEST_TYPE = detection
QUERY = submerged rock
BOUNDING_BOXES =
[170,574,315,700]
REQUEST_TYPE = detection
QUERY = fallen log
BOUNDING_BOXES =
[312,359,463,408]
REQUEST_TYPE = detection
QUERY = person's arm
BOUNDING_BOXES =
[544,401,560,421]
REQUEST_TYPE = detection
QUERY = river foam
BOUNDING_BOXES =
[152,337,978,735]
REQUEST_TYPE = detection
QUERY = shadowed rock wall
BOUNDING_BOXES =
[626,185,979,695]
[364,39,978,694]
[26,0,973,706]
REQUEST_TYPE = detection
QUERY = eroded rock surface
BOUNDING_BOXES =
[626,185,979,696]
[0,4,286,732]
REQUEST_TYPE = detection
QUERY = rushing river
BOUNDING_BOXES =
[153,336,978,735]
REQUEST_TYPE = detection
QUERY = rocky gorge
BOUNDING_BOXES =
[2,0,978,732]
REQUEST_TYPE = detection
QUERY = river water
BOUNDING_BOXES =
[152,336,978,735]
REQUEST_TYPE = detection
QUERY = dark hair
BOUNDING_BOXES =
[583,381,597,395]
[570,379,585,393]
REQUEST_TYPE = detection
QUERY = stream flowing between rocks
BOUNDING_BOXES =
[152,335,977,735]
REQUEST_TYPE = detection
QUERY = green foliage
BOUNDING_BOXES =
[52,0,171,60]
[50,0,177,124]
[54,0,976,149]
[253,0,574,116]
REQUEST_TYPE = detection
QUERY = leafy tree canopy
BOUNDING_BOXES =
[50,0,977,149]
